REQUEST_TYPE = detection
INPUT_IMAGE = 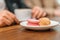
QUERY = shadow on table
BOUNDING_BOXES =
[24,28,56,32]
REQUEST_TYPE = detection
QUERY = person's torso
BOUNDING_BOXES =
[24,0,59,8]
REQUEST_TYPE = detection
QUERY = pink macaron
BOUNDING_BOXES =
[27,19,39,26]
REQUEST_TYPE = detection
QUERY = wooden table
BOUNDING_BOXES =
[0,17,60,40]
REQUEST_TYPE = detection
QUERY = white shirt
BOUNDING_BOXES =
[56,0,60,5]
[0,0,5,10]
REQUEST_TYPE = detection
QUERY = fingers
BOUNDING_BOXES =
[14,17,20,24]
[32,7,36,13]
[32,7,47,19]
[32,7,37,18]
[0,10,20,27]
[3,17,12,25]
[6,11,20,24]
[0,20,5,27]
[42,12,46,17]
[4,14,14,23]
[0,17,11,27]
[0,17,6,27]
[32,10,46,19]
[37,12,47,18]
[32,10,39,18]
[1,11,14,25]
[37,11,43,18]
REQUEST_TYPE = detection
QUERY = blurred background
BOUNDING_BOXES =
[0,0,60,13]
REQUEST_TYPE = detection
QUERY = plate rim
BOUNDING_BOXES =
[20,20,59,28]
[20,20,59,30]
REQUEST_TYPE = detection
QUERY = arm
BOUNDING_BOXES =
[43,0,55,8]
[44,8,55,18]
[24,0,34,8]
[5,0,19,13]
[32,7,56,19]
[0,10,19,27]
[32,0,42,7]
[42,0,56,18]
[24,0,42,8]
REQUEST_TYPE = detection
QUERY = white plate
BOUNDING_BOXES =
[20,20,59,30]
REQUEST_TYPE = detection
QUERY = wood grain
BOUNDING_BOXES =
[0,17,60,40]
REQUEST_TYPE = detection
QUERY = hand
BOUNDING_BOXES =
[32,7,47,19]
[0,10,19,27]
[54,9,60,17]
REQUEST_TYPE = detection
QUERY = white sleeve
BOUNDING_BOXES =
[0,0,6,10]
[56,0,60,4]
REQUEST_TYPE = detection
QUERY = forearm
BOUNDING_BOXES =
[44,8,55,18]
[24,0,34,8]
[32,0,42,7]
[5,0,17,13]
